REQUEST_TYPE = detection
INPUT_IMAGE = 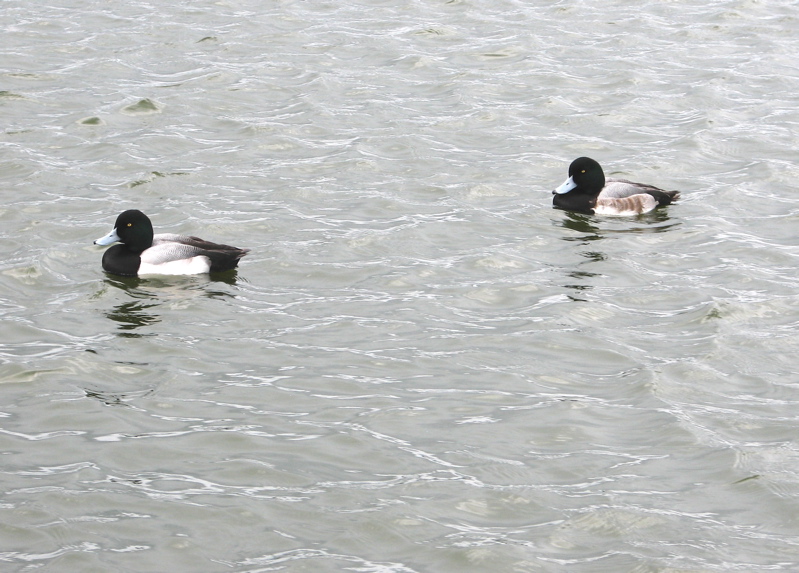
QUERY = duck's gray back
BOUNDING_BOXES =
[143,235,208,265]
[602,178,665,198]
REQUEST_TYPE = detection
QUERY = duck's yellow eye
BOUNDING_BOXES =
[127,223,132,227]
[581,170,586,173]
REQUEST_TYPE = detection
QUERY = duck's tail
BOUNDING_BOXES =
[649,189,680,206]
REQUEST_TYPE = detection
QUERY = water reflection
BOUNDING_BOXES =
[84,388,153,407]
[99,275,159,337]
[558,212,604,241]
[100,272,243,336]
[105,300,161,336]
[564,270,601,295]
[553,210,680,298]
[556,210,680,239]
[553,214,605,298]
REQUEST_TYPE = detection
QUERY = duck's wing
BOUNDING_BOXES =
[602,179,680,204]
[153,234,249,252]
[148,234,249,272]
[141,240,209,265]
[600,179,659,198]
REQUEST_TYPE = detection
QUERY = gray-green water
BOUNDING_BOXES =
[2,0,799,571]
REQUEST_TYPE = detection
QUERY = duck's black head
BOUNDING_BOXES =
[95,209,155,253]
[552,157,607,214]
[554,157,606,196]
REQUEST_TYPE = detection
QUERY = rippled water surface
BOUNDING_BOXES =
[3,0,799,571]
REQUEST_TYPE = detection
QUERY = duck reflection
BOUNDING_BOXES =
[557,212,604,241]
[556,209,680,238]
[102,275,160,336]
[84,387,153,407]
[554,213,605,299]
[101,272,242,336]
[553,210,680,298]
[105,300,161,336]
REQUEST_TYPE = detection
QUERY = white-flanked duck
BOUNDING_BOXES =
[553,157,680,215]
[94,210,249,277]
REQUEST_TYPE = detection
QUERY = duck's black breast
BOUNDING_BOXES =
[101,245,141,277]
[552,190,597,214]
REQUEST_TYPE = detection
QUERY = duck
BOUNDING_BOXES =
[552,157,680,215]
[94,209,249,277]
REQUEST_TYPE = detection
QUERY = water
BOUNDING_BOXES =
[2,0,799,571]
